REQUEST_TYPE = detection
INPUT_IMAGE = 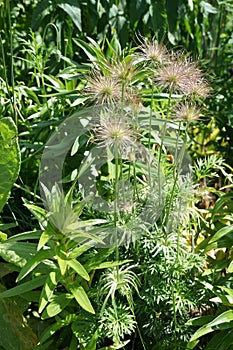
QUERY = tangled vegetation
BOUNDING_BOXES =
[0,1,233,349]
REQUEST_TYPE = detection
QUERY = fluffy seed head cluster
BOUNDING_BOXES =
[155,55,209,98]
[86,72,122,104]
[94,113,137,155]
[111,59,139,83]
[139,37,167,65]
[175,103,201,122]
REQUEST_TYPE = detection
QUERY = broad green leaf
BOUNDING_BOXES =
[218,286,233,297]
[69,284,95,314]
[208,225,233,244]
[38,270,61,313]
[0,285,37,350]
[71,135,80,156]
[189,310,233,342]
[0,275,47,298]
[0,241,37,267]
[205,329,233,350]
[57,0,82,31]
[68,244,92,259]
[84,248,114,272]
[0,117,20,213]
[17,249,54,282]
[41,293,73,319]
[67,259,90,281]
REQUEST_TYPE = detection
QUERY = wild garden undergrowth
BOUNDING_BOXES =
[0,29,233,350]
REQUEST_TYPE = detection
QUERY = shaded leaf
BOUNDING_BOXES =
[0,275,47,298]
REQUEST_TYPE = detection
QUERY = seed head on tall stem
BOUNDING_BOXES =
[86,72,122,105]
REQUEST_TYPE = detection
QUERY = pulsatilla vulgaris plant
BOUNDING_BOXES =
[0,36,211,349]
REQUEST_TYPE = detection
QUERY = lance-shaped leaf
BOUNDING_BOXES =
[69,283,95,314]
[67,259,90,281]
[0,275,47,298]
[17,249,54,282]
[41,293,73,319]
[38,270,61,313]
[189,310,233,342]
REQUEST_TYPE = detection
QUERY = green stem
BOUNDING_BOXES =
[114,146,119,263]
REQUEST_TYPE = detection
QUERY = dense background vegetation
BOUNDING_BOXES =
[0,1,233,349]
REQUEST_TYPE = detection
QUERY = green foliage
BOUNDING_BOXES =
[0,285,37,350]
[0,117,20,212]
[0,1,232,349]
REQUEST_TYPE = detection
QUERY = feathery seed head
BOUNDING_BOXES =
[86,72,122,104]
[175,103,201,122]
[94,112,137,155]
[138,37,167,65]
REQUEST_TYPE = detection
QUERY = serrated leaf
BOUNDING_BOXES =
[17,249,54,282]
[38,270,61,313]
[0,275,47,298]
[69,284,95,314]
[67,259,90,281]
[0,117,20,213]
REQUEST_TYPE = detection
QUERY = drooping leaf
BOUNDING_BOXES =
[189,310,233,342]
[7,230,42,242]
[0,275,47,298]
[17,249,54,282]
[0,117,20,213]
[208,225,233,244]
